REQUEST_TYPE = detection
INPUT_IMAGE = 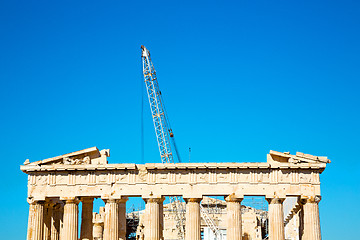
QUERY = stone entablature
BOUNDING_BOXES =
[21,162,327,201]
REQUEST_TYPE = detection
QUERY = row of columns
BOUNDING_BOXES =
[27,197,128,240]
[142,196,321,240]
[266,197,322,240]
[27,195,321,240]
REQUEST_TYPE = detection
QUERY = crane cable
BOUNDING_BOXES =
[160,92,182,163]
[140,56,145,164]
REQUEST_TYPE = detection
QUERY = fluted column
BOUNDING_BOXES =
[44,201,54,240]
[50,203,62,240]
[103,199,120,240]
[27,200,45,240]
[80,197,94,240]
[27,201,36,240]
[184,198,202,240]
[301,196,321,240]
[118,198,128,240]
[62,198,79,240]
[225,195,243,240]
[266,198,285,240]
[143,197,165,240]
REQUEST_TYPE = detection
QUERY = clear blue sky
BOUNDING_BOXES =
[1,0,359,239]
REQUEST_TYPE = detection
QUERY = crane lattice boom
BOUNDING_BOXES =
[141,45,174,163]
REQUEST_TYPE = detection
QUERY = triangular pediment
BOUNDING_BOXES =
[24,147,110,166]
[268,150,330,164]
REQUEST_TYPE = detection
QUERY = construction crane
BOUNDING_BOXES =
[141,45,223,240]
[141,45,185,239]
[141,45,181,164]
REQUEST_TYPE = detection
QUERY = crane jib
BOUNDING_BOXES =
[141,46,180,164]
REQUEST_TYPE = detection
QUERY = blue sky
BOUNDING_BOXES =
[1,0,359,239]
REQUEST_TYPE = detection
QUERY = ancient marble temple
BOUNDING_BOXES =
[21,147,330,240]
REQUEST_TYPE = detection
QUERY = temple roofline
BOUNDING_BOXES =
[20,162,327,173]
[21,147,329,173]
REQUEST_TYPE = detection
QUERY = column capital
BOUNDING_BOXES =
[104,198,119,204]
[27,197,45,205]
[184,198,202,203]
[62,197,80,204]
[27,197,36,205]
[143,197,165,204]
[266,197,285,204]
[103,196,129,203]
[301,195,321,204]
[225,193,243,202]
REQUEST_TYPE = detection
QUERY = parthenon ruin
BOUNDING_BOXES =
[21,147,330,240]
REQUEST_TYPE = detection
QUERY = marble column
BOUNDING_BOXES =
[27,201,36,240]
[43,201,54,240]
[184,198,202,240]
[103,199,120,240]
[266,198,285,240]
[27,200,45,240]
[50,203,62,240]
[225,195,243,240]
[80,197,94,240]
[301,196,321,240]
[62,198,79,240]
[143,197,165,240]
[118,198,128,240]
